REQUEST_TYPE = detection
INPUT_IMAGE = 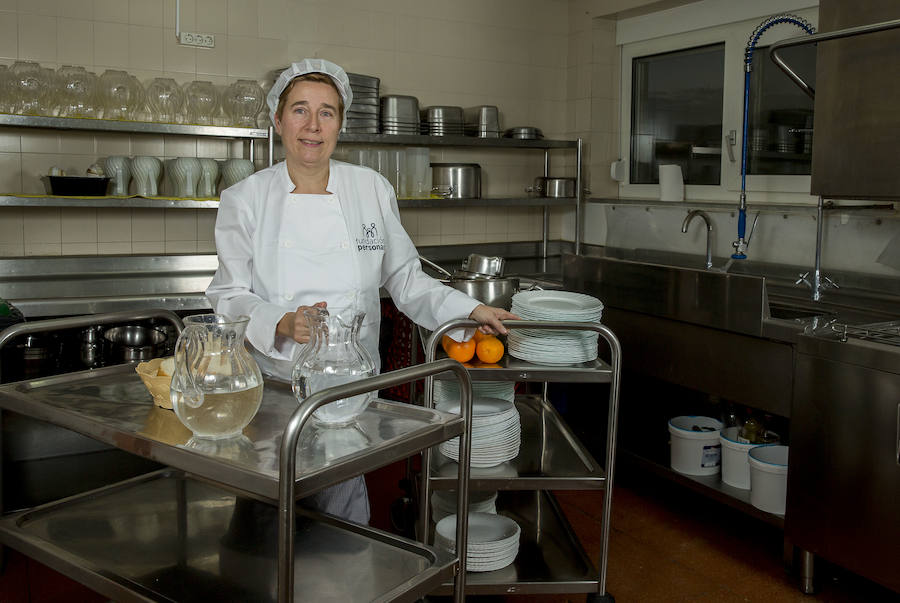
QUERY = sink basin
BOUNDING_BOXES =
[768,304,832,320]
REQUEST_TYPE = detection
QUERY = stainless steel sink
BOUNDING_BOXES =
[767,304,833,321]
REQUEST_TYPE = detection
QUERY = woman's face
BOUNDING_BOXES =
[275,80,341,170]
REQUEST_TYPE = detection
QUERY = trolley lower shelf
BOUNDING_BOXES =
[0,469,456,602]
[429,490,597,596]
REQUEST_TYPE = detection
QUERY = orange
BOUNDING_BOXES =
[441,334,453,353]
[444,337,476,363]
[472,330,489,343]
[475,336,504,364]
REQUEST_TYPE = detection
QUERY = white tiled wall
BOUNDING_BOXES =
[0,0,594,257]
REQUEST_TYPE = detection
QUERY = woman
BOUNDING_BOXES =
[207,59,517,523]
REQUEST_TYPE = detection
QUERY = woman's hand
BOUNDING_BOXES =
[468,304,520,336]
[276,301,327,344]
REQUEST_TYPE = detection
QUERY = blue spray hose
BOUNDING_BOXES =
[734,14,815,259]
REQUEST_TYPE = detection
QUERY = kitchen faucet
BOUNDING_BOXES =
[733,14,815,260]
[681,210,713,270]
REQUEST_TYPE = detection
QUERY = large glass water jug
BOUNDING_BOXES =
[291,306,376,426]
[171,314,263,439]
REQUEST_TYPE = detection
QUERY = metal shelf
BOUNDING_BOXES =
[623,451,785,528]
[398,196,576,209]
[429,394,606,491]
[0,113,269,138]
[0,195,577,210]
[438,355,612,383]
[339,132,577,149]
[429,490,598,596]
[0,195,220,209]
[0,469,457,603]
[0,364,466,504]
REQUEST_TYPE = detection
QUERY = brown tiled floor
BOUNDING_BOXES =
[501,475,900,603]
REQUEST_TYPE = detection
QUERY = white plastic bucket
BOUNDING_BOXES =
[719,427,756,489]
[668,416,722,476]
[748,445,789,515]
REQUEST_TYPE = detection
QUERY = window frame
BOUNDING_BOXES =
[618,7,819,204]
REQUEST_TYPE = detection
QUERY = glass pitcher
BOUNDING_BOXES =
[171,314,263,439]
[291,306,376,426]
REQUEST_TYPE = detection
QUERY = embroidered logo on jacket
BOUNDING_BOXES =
[356,222,385,251]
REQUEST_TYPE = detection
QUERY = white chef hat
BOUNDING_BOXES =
[267,59,353,128]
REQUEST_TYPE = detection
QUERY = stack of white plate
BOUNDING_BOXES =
[507,290,604,365]
[433,380,515,412]
[439,397,520,468]
[434,512,521,572]
[431,489,498,523]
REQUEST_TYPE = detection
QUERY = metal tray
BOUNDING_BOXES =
[433,354,613,383]
[429,490,597,596]
[0,469,456,602]
[0,364,465,503]
[428,395,605,490]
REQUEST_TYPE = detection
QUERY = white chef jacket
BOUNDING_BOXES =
[207,159,479,380]
[205,160,480,523]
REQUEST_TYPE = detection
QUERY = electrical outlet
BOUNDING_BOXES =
[178,32,215,48]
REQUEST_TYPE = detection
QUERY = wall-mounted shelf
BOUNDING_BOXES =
[0,195,579,210]
[0,195,220,209]
[338,132,577,149]
[0,114,269,138]
[398,196,577,209]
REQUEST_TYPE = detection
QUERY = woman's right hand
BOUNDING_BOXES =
[276,301,327,344]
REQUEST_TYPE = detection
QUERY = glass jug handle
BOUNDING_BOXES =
[175,324,207,409]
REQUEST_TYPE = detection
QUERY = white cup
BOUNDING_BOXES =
[221,158,254,188]
[170,157,201,198]
[659,164,684,202]
[131,156,162,197]
[104,155,131,196]
[197,158,220,197]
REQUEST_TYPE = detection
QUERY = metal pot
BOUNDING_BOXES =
[431,163,481,199]
[527,176,576,198]
[103,325,166,362]
[461,253,505,277]
[445,276,519,310]
[419,256,518,309]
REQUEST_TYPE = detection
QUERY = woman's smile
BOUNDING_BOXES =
[275,80,341,172]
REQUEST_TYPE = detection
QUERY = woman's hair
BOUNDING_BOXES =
[275,73,344,123]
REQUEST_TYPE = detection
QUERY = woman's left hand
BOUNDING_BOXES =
[468,304,520,336]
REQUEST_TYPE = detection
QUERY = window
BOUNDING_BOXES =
[746,44,816,175]
[631,44,725,185]
[618,6,819,203]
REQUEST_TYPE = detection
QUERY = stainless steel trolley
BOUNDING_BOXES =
[420,318,621,601]
[0,311,477,603]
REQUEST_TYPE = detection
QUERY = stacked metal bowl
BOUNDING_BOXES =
[421,105,465,136]
[380,95,420,134]
[344,73,380,134]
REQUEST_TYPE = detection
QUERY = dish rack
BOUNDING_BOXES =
[420,318,621,601]
[0,312,478,603]
[830,320,900,346]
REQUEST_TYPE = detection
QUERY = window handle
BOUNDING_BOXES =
[725,130,737,163]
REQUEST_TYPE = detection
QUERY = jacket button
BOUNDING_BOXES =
[282,240,293,248]
[341,241,348,249]
[284,293,294,301]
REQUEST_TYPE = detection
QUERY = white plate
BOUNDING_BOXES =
[435,512,520,545]
[436,460,518,479]
[512,290,603,311]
